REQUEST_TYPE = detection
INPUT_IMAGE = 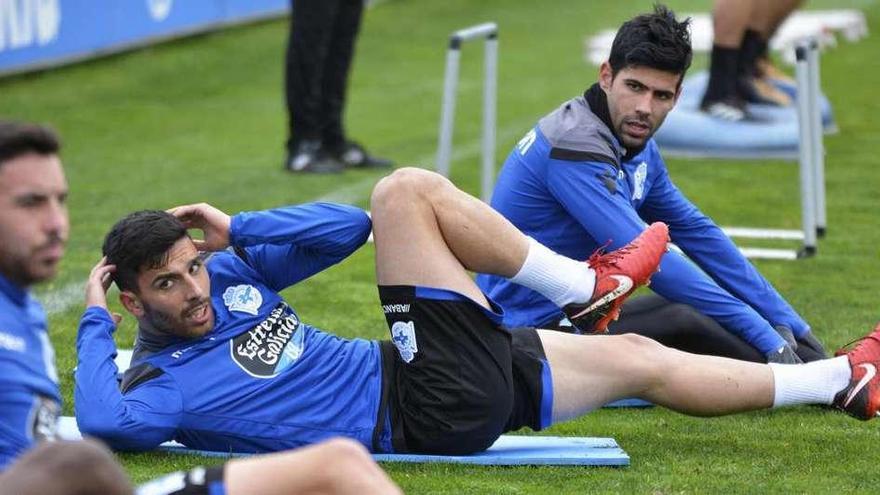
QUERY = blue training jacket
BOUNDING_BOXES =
[0,273,61,470]
[476,96,808,355]
[74,203,393,454]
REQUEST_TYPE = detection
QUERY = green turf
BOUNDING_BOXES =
[2,0,879,492]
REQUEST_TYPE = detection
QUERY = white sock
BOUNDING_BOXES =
[769,356,851,408]
[510,238,595,307]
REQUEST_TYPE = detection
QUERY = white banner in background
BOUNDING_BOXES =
[147,0,172,22]
[0,0,60,52]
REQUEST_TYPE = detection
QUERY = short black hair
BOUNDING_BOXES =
[0,121,61,167]
[103,210,189,292]
[608,4,692,83]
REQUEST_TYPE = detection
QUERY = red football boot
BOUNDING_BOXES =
[563,222,669,333]
[832,322,880,420]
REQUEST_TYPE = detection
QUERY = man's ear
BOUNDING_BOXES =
[598,62,613,92]
[119,291,144,317]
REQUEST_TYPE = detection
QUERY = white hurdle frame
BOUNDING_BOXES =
[720,39,825,260]
[436,22,498,202]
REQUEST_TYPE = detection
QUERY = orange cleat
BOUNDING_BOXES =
[563,222,669,333]
[833,322,880,420]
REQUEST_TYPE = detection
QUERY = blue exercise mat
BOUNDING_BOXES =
[654,70,835,160]
[604,398,653,408]
[58,417,628,466]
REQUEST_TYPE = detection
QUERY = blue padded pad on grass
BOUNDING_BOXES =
[604,398,653,408]
[58,417,628,466]
[654,71,835,160]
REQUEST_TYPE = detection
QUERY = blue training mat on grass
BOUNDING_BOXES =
[654,70,835,160]
[58,417,629,466]
[603,398,654,408]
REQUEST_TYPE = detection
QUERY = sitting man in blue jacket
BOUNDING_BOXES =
[476,4,826,364]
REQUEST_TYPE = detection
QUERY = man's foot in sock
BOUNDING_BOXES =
[563,222,669,334]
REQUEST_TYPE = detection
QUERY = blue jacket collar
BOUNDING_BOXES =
[0,272,29,306]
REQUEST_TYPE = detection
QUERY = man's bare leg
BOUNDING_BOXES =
[750,0,803,39]
[751,0,803,84]
[539,330,851,423]
[702,0,758,115]
[370,167,589,307]
[225,439,400,495]
[712,0,755,48]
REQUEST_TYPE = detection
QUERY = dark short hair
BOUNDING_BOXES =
[0,121,61,167]
[608,4,692,83]
[102,210,189,292]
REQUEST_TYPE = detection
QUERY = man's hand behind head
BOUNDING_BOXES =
[168,203,231,252]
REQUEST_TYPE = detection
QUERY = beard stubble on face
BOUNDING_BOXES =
[0,232,66,287]
[142,297,212,339]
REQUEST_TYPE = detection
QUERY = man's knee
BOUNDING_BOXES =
[319,437,372,465]
[371,167,450,213]
[607,333,672,385]
[316,439,398,494]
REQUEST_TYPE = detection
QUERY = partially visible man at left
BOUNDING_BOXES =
[0,121,133,494]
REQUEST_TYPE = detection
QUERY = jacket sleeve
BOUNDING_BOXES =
[545,158,787,355]
[74,307,182,451]
[229,202,372,292]
[638,162,810,337]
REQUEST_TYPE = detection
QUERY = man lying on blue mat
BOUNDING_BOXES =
[75,167,880,458]
[476,4,826,364]
[0,121,399,495]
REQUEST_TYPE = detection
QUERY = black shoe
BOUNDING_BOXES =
[332,141,393,169]
[285,140,344,174]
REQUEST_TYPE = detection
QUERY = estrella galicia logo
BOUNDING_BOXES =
[632,161,648,200]
[391,321,418,363]
[230,302,304,378]
[223,284,262,315]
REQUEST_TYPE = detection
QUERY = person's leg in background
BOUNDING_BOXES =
[737,0,804,104]
[700,0,756,121]
[752,0,804,84]
[284,0,346,173]
[321,0,393,169]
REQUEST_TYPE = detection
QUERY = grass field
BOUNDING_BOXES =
[2,0,880,492]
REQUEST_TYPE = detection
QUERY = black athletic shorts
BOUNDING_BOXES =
[375,285,553,455]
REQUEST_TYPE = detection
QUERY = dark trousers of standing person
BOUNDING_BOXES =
[285,0,364,154]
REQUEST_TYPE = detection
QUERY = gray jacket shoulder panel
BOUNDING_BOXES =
[119,362,165,394]
[538,96,623,166]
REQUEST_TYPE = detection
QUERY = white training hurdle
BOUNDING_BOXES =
[435,22,498,202]
[721,39,826,260]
